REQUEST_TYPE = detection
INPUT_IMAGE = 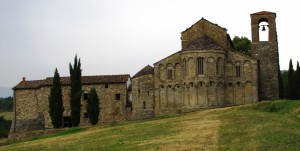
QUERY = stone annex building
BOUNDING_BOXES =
[11,11,279,132]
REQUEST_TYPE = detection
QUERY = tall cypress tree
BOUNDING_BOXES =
[278,65,284,99]
[295,61,300,99]
[48,68,64,128]
[69,55,82,126]
[287,59,295,99]
[87,88,100,125]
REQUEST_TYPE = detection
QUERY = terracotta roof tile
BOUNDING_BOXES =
[132,65,154,78]
[250,11,276,16]
[185,35,224,51]
[13,74,130,90]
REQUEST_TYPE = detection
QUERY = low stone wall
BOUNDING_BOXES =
[132,109,154,120]
[8,128,65,141]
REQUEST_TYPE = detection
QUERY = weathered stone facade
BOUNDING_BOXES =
[12,75,131,132]
[250,11,279,100]
[131,65,155,119]
[11,11,279,133]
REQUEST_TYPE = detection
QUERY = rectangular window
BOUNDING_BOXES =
[115,94,121,100]
[143,102,146,109]
[197,58,204,75]
[105,84,109,88]
[83,93,88,100]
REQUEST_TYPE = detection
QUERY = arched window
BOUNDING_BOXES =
[197,57,204,75]
[167,68,172,80]
[183,59,187,75]
[259,18,269,41]
[235,62,241,77]
[216,57,222,75]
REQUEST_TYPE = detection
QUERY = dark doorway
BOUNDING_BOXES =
[63,116,72,127]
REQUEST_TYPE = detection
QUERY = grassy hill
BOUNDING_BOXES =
[1,100,299,151]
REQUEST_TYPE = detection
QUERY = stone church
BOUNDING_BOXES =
[11,11,279,132]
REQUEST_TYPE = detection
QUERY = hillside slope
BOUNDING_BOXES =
[1,100,299,151]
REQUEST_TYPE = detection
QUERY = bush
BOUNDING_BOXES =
[0,116,12,138]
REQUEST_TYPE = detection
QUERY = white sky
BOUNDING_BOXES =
[0,0,299,87]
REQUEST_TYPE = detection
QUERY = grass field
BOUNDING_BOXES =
[0,100,299,151]
[0,112,13,120]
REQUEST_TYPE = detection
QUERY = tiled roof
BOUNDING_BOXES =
[13,74,130,90]
[132,65,154,78]
[185,35,224,51]
[250,11,276,16]
[181,17,227,34]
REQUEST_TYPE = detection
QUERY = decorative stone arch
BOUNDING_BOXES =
[174,62,181,79]
[235,81,243,105]
[207,57,215,75]
[216,57,223,75]
[187,57,195,76]
[217,81,223,87]
[243,60,252,77]
[244,81,253,104]
[226,61,233,77]
[158,64,165,80]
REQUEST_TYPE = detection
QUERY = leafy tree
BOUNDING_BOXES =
[48,68,64,128]
[232,36,251,55]
[0,97,13,112]
[287,59,296,99]
[87,88,100,125]
[69,55,82,126]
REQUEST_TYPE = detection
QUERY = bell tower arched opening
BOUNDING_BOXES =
[258,18,269,41]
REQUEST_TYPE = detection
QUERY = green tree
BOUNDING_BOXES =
[232,36,251,55]
[87,88,100,125]
[278,65,284,99]
[0,116,11,138]
[48,68,64,128]
[287,59,296,99]
[69,55,82,126]
[295,61,300,99]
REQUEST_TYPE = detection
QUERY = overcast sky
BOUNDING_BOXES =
[1,0,299,88]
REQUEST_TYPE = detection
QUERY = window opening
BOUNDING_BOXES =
[197,57,204,75]
[115,94,121,100]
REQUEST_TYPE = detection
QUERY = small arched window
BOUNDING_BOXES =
[235,62,241,77]
[197,57,204,75]
[216,57,222,75]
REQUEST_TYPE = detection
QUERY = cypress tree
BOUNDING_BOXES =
[87,88,100,125]
[287,59,295,99]
[278,65,284,99]
[295,61,300,99]
[48,68,64,128]
[69,55,82,126]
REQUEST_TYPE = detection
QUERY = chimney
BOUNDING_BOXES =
[22,77,26,82]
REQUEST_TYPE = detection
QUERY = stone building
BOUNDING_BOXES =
[11,11,279,131]
[131,65,154,119]
[12,75,131,132]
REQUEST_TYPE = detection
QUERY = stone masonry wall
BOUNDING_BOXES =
[132,74,154,119]
[12,83,128,132]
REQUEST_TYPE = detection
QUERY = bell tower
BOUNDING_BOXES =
[250,11,279,100]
